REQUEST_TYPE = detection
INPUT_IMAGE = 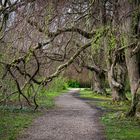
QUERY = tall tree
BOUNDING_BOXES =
[120,0,140,116]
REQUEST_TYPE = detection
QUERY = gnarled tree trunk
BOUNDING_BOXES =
[121,0,140,116]
[125,48,140,116]
[92,71,106,94]
[104,37,128,101]
[107,64,127,101]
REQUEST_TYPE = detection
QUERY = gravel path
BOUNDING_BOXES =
[18,89,106,140]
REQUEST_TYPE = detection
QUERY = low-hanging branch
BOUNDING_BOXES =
[74,44,107,75]
[47,27,95,39]
[42,27,108,84]
[0,47,42,85]
[0,0,35,16]
[83,64,106,75]
[8,68,31,108]
[27,19,95,39]
[43,42,92,85]
[0,26,108,109]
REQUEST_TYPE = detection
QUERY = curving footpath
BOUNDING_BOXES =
[18,89,106,140]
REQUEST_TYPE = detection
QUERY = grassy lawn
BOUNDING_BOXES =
[0,89,67,140]
[38,89,67,109]
[102,113,140,140]
[0,109,38,140]
[80,89,111,100]
[79,89,140,140]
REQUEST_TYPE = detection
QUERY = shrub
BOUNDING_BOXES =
[67,79,80,88]
[47,76,68,92]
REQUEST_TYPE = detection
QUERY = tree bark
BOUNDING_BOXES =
[125,47,140,116]
[107,66,127,101]
[104,37,127,101]
[119,0,140,116]
[92,71,106,94]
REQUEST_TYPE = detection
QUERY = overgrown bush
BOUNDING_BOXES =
[47,76,68,92]
[67,79,80,88]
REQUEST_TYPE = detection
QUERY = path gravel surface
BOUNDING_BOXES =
[18,89,106,140]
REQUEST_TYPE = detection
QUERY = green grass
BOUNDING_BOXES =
[80,88,111,100]
[38,90,67,109]
[79,88,140,140]
[102,113,140,140]
[0,76,68,140]
[0,89,67,140]
[0,109,38,140]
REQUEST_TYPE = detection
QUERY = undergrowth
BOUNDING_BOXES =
[0,76,68,140]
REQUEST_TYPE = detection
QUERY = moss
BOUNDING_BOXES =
[131,9,140,36]
[91,27,105,53]
[108,30,117,50]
